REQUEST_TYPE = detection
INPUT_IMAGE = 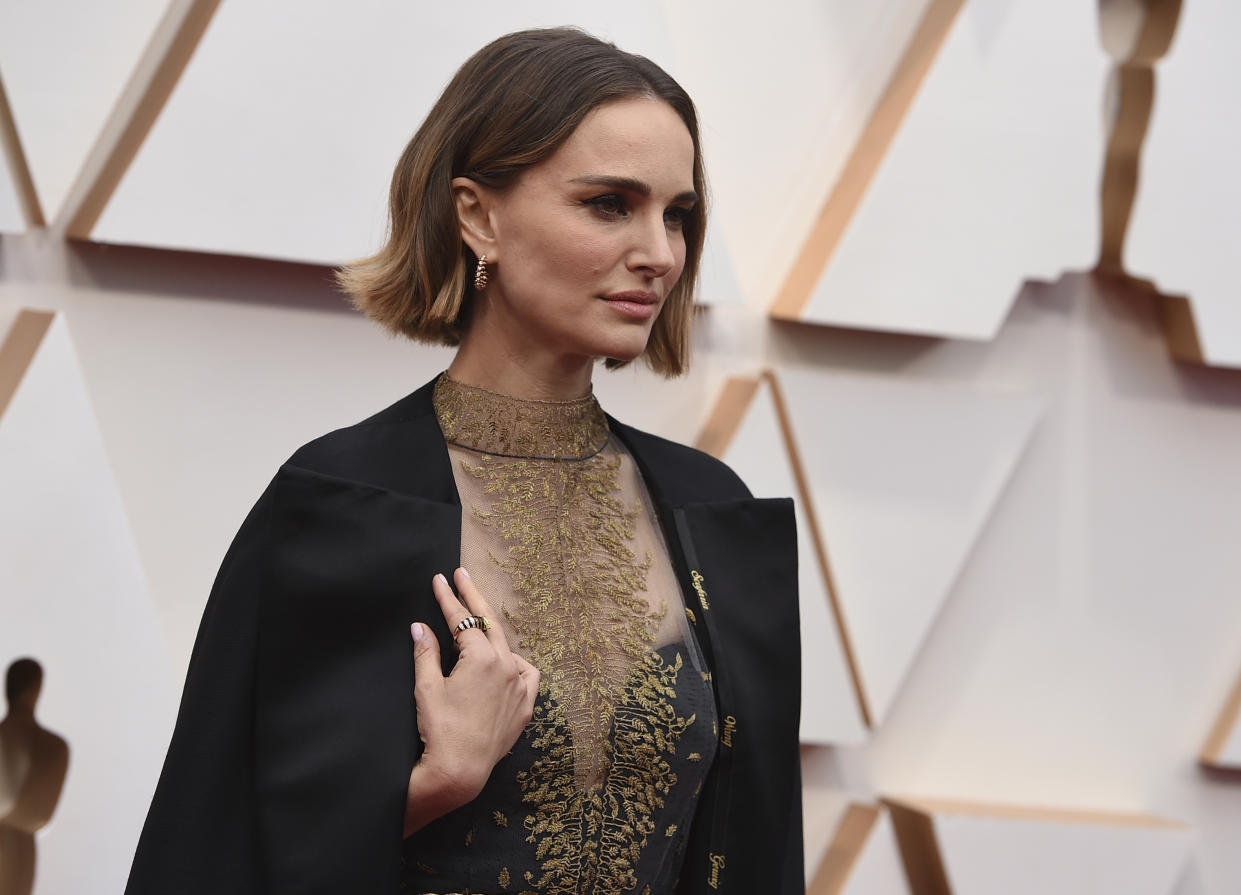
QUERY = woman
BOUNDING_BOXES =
[125,28,802,895]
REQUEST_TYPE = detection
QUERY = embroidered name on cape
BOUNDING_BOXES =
[690,570,709,611]
[721,714,737,747]
[708,852,726,888]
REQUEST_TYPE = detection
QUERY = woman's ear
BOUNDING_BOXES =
[452,177,498,262]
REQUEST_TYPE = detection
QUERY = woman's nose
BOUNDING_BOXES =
[629,215,677,278]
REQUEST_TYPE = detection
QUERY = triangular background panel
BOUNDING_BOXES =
[89,0,744,304]
[1125,0,1241,367]
[0,0,170,222]
[774,0,1103,338]
[1201,665,1241,770]
[658,0,931,305]
[0,70,32,232]
[774,368,1041,727]
[810,803,911,895]
[0,152,23,233]
[702,375,869,744]
[886,798,1191,895]
[0,311,176,895]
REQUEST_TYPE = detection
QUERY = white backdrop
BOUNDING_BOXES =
[0,313,175,895]
[1,0,1241,892]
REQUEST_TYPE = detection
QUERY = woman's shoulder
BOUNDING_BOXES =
[276,378,454,501]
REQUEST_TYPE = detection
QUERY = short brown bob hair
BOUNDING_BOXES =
[337,27,707,377]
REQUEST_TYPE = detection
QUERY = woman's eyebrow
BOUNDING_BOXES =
[571,174,697,204]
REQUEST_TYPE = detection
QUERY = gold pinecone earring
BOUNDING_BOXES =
[473,254,489,291]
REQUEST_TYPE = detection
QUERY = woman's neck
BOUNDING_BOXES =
[448,330,594,402]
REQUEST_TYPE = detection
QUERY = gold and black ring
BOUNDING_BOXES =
[452,615,491,641]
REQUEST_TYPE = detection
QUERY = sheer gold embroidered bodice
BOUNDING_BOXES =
[402,374,717,895]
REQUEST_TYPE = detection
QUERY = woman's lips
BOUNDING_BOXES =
[601,291,659,320]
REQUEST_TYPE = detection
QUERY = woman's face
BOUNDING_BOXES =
[465,96,698,368]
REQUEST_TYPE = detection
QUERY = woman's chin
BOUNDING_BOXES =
[597,342,647,366]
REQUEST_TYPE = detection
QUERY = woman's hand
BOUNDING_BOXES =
[403,567,540,837]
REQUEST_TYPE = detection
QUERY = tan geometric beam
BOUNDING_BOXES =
[701,367,1043,733]
[1096,0,1183,273]
[1119,0,1241,368]
[759,370,869,728]
[0,68,45,228]
[694,375,762,459]
[884,796,1190,895]
[886,799,951,895]
[1201,664,1241,770]
[696,371,870,731]
[809,803,914,895]
[57,0,221,238]
[0,309,55,422]
[770,0,965,322]
[810,804,883,895]
[1092,0,1211,367]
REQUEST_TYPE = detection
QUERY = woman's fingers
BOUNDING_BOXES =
[410,622,444,705]
[513,653,541,705]
[430,572,487,649]
[453,568,512,658]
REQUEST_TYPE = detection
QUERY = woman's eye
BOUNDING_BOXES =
[664,207,690,230]
[585,194,628,217]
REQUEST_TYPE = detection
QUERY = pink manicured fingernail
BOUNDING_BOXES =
[411,622,424,642]
[433,573,446,586]
[458,567,471,579]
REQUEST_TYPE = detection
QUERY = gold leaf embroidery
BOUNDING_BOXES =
[517,652,695,894]
[499,867,511,888]
[434,374,609,461]
[461,445,662,790]
[433,375,714,894]
[493,810,508,828]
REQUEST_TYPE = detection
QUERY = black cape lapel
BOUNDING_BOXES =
[615,420,804,894]
[127,379,803,895]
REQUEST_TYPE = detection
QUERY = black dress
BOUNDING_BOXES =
[124,375,803,895]
[401,376,717,894]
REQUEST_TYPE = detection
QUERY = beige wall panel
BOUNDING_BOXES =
[780,0,1103,338]
[887,798,1191,895]
[706,375,869,744]
[6,222,1241,887]
[88,1,743,304]
[774,368,1041,726]
[811,803,911,895]
[1219,712,1241,769]
[0,156,23,232]
[0,70,31,232]
[1125,0,1241,367]
[659,0,930,306]
[0,0,168,221]
[0,312,176,895]
[1201,667,1241,770]
[854,275,1241,893]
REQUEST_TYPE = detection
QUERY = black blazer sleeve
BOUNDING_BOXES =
[125,482,273,894]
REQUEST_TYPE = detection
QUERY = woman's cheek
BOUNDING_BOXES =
[571,234,619,278]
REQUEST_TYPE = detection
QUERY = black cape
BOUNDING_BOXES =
[125,377,804,895]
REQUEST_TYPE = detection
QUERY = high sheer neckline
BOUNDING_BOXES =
[432,372,610,461]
